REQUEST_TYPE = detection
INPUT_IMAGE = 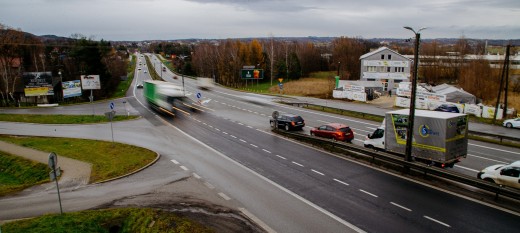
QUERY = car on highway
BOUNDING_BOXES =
[434,103,460,113]
[477,161,520,189]
[503,117,520,128]
[137,67,141,70]
[136,83,143,89]
[310,123,354,143]
[144,70,147,73]
[270,113,305,131]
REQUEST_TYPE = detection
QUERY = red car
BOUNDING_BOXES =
[310,123,354,143]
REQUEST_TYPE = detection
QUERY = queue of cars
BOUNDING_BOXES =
[270,113,354,143]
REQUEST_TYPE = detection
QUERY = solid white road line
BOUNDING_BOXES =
[424,216,451,227]
[239,208,277,233]
[292,161,304,167]
[312,169,325,176]
[317,120,331,124]
[359,189,378,198]
[469,143,520,155]
[170,159,179,165]
[467,153,508,163]
[454,165,480,173]
[390,202,412,212]
[333,178,349,186]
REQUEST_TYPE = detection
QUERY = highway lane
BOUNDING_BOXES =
[167,102,520,232]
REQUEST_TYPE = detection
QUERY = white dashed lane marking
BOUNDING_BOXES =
[333,178,349,186]
[359,189,378,198]
[180,166,189,171]
[250,144,258,148]
[292,161,304,167]
[424,216,451,228]
[390,202,412,212]
[311,169,325,176]
[193,173,201,179]
[239,139,247,143]
[219,192,231,201]
[276,155,287,160]
[262,149,272,153]
[230,135,237,138]
[170,159,179,165]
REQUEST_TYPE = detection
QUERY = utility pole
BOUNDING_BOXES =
[493,44,511,123]
[404,26,427,163]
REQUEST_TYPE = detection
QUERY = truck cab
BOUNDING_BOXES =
[364,127,385,150]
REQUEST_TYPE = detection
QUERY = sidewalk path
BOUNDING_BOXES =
[0,141,92,189]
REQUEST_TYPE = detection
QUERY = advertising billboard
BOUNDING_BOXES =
[81,75,101,90]
[23,72,53,96]
[62,80,82,98]
[241,69,264,79]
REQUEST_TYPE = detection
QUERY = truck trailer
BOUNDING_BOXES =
[364,109,469,167]
[143,80,186,115]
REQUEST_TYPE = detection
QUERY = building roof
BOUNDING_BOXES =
[359,46,411,61]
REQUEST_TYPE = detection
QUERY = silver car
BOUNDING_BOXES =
[503,118,520,128]
[478,161,520,189]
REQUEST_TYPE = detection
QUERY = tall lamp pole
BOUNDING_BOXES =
[403,26,427,162]
[337,61,341,77]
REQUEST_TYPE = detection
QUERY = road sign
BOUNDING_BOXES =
[50,167,61,181]
[196,92,202,99]
[105,111,116,121]
[278,78,283,83]
[240,69,264,79]
[109,102,115,110]
[272,111,279,119]
[278,83,284,90]
[48,152,57,170]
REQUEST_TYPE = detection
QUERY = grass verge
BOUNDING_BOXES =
[1,207,213,233]
[0,151,50,196]
[0,135,156,183]
[0,114,138,124]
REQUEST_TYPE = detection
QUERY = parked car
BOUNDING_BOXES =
[503,118,520,128]
[270,113,305,131]
[434,104,460,113]
[311,123,354,143]
[477,161,520,189]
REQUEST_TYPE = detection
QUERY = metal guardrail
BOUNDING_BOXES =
[282,101,520,143]
[274,129,520,201]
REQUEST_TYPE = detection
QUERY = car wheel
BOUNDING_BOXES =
[270,121,276,129]
[310,132,315,136]
[506,123,513,128]
[346,139,353,143]
[483,178,495,183]
[332,137,337,142]
[285,124,290,131]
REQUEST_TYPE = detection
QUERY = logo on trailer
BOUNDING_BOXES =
[419,125,440,137]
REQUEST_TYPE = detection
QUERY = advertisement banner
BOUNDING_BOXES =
[240,69,264,79]
[464,104,482,117]
[23,72,53,96]
[396,88,446,102]
[482,106,503,119]
[81,75,101,90]
[62,80,82,98]
[342,84,365,92]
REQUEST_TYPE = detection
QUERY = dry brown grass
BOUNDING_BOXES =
[484,92,520,116]
[269,78,335,98]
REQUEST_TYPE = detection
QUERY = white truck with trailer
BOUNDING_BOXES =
[143,80,192,115]
[364,109,469,168]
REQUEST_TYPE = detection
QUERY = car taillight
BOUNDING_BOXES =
[291,122,295,126]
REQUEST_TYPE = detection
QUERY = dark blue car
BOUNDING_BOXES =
[434,104,460,113]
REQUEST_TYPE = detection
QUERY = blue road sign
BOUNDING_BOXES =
[196,92,202,99]
[278,83,284,90]
[109,102,115,110]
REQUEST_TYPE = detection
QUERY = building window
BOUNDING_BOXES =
[381,54,385,60]
[388,54,392,60]
[394,67,397,72]
[367,66,377,72]
[387,67,391,72]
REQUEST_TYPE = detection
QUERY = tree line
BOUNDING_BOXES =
[0,24,128,106]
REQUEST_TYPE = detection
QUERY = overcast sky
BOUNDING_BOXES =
[2,0,519,41]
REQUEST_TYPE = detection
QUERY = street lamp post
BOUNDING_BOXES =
[403,26,427,162]
[337,61,341,77]
[58,70,63,102]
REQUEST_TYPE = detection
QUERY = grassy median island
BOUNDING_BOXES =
[0,114,138,124]
[0,151,50,196]
[0,135,156,183]
[1,207,214,233]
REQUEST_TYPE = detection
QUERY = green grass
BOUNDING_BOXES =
[0,136,156,183]
[237,81,275,93]
[1,207,214,233]
[0,114,138,124]
[145,56,163,81]
[0,151,50,196]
